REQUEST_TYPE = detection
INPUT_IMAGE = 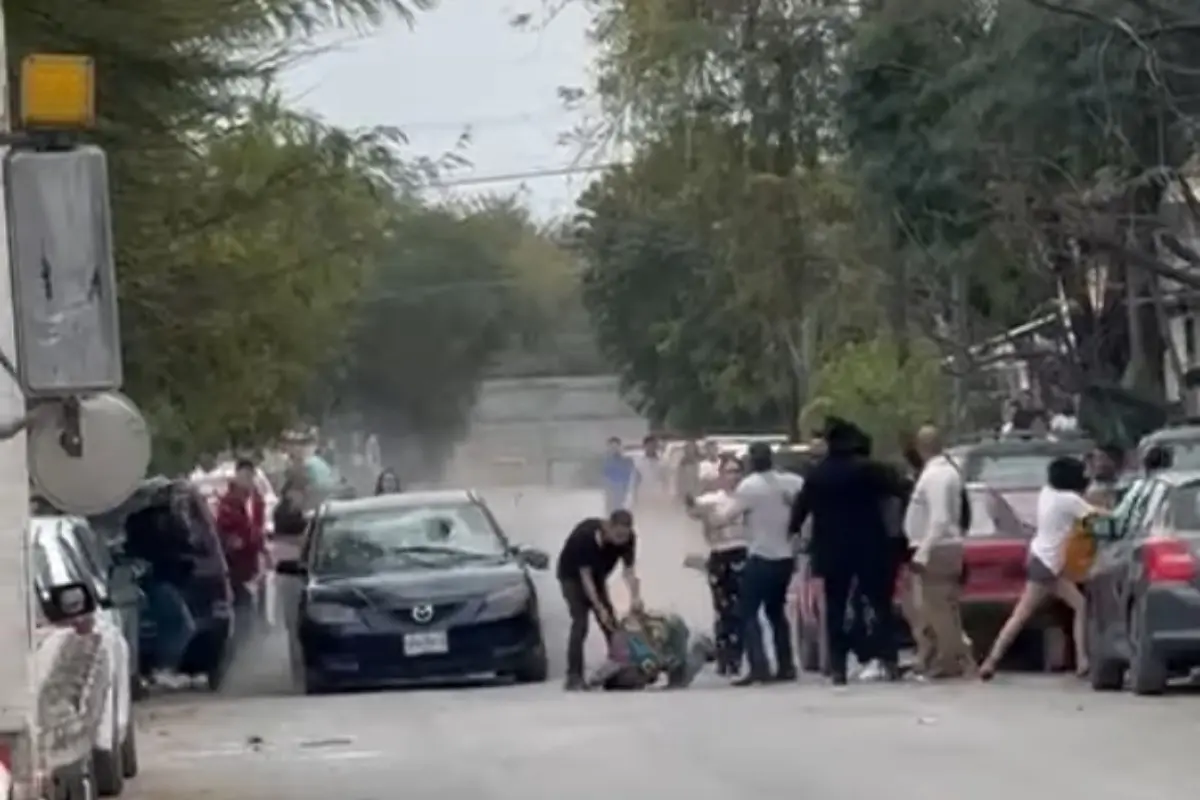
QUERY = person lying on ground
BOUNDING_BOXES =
[586,609,715,690]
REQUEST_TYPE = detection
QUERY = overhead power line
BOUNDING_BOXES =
[431,162,627,189]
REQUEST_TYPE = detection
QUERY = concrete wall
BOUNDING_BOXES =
[446,375,647,486]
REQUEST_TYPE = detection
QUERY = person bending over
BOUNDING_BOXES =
[556,510,641,690]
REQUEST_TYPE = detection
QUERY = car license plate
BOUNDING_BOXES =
[403,631,448,656]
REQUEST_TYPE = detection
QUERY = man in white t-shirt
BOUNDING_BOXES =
[979,456,1093,679]
[706,442,804,685]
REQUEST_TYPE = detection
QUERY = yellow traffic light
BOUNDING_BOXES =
[19,54,96,130]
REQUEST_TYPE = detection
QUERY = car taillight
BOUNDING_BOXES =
[1143,537,1198,583]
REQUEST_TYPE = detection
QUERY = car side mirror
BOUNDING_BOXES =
[44,582,97,624]
[1088,516,1120,541]
[275,559,308,577]
[513,546,549,571]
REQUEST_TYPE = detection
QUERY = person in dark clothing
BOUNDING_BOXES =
[841,431,915,674]
[556,510,642,690]
[272,486,308,538]
[1143,445,1172,474]
[124,502,198,677]
[374,468,402,495]
[790,418,908,685]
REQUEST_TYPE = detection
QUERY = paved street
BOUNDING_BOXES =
[129,489,1200,800]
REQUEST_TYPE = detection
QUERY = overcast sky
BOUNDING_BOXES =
[282,1,598,221]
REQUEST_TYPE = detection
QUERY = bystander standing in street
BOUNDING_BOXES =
[903,425,975,679]
[601,436,636,514]
[792,419,906,685]
[632,434,669,507]
[685,455,749,675]
[706,442,804,685]
[676,439,703,505]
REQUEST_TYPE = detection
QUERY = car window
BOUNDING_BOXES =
[968,453,1053,490]
[312,502,506,575]
[59,524,110,602]
[32,528,89,593]
[1162,441,1200,470]
[1168,483,1200,532]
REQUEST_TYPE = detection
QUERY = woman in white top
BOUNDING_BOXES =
[980,456,1094,679]
[686,455,750,675]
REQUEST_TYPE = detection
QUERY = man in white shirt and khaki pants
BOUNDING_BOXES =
[903,426,975,678]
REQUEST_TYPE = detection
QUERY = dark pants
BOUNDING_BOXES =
[707,547,747,673]
[561,578,615,679]
[823,558,897,679]
[144,581,196,672]
[737,555,795,679]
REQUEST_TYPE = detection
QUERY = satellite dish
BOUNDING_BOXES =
[29,392,151,516]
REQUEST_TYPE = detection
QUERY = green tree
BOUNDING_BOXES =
[328,201,565,465]
[8,0,434,466]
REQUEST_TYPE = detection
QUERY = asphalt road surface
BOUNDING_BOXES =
[130,489,1200,800]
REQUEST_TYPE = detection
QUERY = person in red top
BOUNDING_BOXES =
[216,459,268,625]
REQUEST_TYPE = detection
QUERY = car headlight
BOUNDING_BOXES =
[306,602,361,626]
[482,584,532,617]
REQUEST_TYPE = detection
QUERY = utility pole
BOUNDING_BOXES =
[0,0,37,780]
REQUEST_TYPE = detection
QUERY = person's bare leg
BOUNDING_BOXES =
[1053,579,1089,674]
[980,582,1047,679]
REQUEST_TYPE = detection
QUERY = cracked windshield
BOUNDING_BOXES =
[314,504,505,573]
[14,1,1200,800]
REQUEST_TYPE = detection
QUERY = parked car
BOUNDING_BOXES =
[99,478,236,691]
[948,434,1093,667]
[278,489,551,693]
[1085,469,1200,695]
[32,517,140,795]
[1137,423,1200,471]
[31,522,135,799]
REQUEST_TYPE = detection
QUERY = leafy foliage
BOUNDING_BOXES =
[564,0,1200,435]
[9,0,572,470]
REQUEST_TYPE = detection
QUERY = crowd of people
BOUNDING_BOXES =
[566,419,1129,691]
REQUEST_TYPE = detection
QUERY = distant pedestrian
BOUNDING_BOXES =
[1050,400,1079,434]
[601,437,636,514]
[556,510,642,690]
[374,468,402,495]
[1084,444,1123,509]
[1143,445,1172,475]
[710,442,804,686]
[676,440,702,503]
[631,434,669,506]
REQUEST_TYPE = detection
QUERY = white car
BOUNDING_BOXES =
[32,517,138,797]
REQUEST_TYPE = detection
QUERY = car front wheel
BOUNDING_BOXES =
[1128,598,1168,696]
[513,640,549,683]
[93,696,125,796]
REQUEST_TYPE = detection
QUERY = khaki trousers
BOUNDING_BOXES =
[900,545,974,677]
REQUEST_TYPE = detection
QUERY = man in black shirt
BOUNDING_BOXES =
[557,509,641,690]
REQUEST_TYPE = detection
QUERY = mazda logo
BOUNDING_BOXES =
[411,604,434,624]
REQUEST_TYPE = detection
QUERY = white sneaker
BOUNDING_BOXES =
[856,660,887,682]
